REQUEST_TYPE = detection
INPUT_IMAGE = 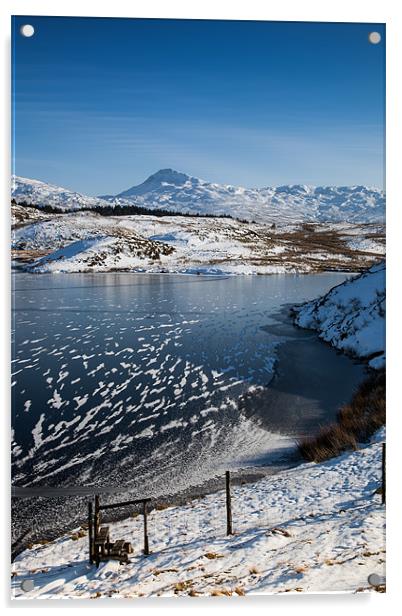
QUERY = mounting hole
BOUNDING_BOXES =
[21,579,34,592]
[368,573,385,586]
[20,24,35,38]
[368,31,381,45]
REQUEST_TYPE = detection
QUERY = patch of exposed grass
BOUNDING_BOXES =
[249,566,259,575]
[174,580,193,593]
[297,369,385,462]
[204,552,225,560]
[210,588,233,596]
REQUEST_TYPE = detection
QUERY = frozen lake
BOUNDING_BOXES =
[12,272,366,501]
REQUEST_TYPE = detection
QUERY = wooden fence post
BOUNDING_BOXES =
[88,501,94,564]
[94,494,100,567]
[382,442,386,505]
[226,471,233,535]
[143,500,150,555]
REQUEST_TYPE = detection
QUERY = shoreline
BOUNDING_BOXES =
[12,258,368,277]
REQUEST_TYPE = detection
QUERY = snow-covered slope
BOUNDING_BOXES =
[12,430,385,598]
[28,235,174,274]
[11,203,51,228]
[12,170,385,224]
[12,211,385,275]
[12,212,175,273]
[12,176,112,212]
[293,262,385,368]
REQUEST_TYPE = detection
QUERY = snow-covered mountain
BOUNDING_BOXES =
[12,170,385,224]
[105,169,385,223]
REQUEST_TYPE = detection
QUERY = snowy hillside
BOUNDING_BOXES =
[29,235,174,274]
[12,211,385,275]
[11,203,51,228]
[12,170,385,224]
[293,262,385,368]
[12,430,385,598]
[12,176,112,212]
[12,213,174,273]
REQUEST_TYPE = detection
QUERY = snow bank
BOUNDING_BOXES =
[12,430,385,598]
[293,262,385,368]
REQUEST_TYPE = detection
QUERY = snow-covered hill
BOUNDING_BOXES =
[12,176,112,212]
[12,170,385,224]
[12,429,385,598]
[293,262,385,368]
[12,211,385,275]
[29,235,174,274]
[12,213,175,273]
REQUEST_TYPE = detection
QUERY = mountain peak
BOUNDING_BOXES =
[115,169,193,199]
[146,168,192,184]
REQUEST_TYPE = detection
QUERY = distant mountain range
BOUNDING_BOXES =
[12,169,385,224]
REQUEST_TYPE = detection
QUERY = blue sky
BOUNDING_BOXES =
[12,17,385,194]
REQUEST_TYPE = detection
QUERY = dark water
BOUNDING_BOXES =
[11,272,366,542]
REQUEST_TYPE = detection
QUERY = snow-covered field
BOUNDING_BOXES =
[12,429,385,598]
[293,262,385,368]
[12,209,385,275]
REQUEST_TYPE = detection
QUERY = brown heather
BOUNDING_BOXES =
[297,368,385,462]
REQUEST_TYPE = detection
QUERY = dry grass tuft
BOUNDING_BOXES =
[70,529,86,541]
[174,581,192,592]
[155,503,170,511]
[294,565,308,574]
[297,369,385,462]
[204,552,224,560]
[210,588,232,597]
[234,586,246,596]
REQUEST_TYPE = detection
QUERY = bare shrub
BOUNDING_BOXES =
[297,369,385,462]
